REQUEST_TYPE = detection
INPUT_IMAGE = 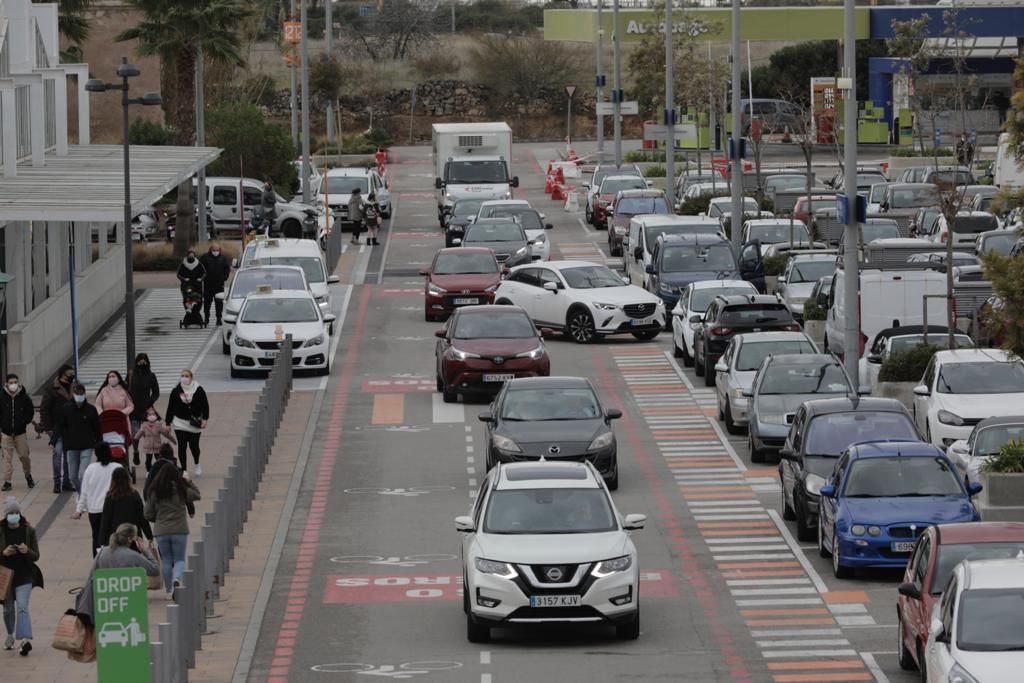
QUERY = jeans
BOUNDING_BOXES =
[51,438,70,487]
[156,534,188,593]
[2,582,33,641]
[174,431,201,470]
[65,449,93,491]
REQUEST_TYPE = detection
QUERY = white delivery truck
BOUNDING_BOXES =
[993,132,1023,190]
[433,122,518,225]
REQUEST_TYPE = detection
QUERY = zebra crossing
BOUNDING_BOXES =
[75,288,215,390]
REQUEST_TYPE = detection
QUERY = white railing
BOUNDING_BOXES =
[34,19,49,69]
[44,78,55,150]
[15,85,30,161]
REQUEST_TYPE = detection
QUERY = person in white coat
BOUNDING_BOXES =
[71,443,122,557]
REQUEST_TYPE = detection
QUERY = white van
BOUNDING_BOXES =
[626,215,723,288]
[236,238,339,310]
[824,267,947,360]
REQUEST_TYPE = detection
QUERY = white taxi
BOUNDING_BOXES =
[226,287,335,378]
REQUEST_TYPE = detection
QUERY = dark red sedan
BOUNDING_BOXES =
[607,189,670,256]
[435,305,551,403]
[421,247,501,322]
[896,522,1024,673]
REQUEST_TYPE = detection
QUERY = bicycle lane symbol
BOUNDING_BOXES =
[310,660,463,678]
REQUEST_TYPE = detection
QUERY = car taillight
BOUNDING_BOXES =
[859,331,868,357]
[940,231,948,244]
[782,323,802,332]
[710,327,733,336]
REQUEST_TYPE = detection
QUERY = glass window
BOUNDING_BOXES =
[937,361,1024,394]
[213,186,237,206]
[240,298,319,323]
[452,312,535,339]
[861,221,900,242]
[452,199,485,217]
[912,536,931,586]
[661,244,737,272]
[322,176,370,195]
[617,197,669,216]
[561,266,624,289]
[719,304,792,325]
[229,269,306,300]
[951,215,999,235]
[789,260,836,283]
[257,256,326,283]
[956,588,1024,651]
[599,177,647,195]
[804,411,918,456]
[500,388,601,421]
[748,223,810,245]
[433,252,497,275]
[843,456,963,497]
[974,425,1024,456]
[513,268,540,287]
[890,187,940,209]
[979,233,1016,256]
[483,488,616,534]
[445,160,508,184]
[932,543,1024,595]
[758,362,851,392]
[242,187,263,207]
[690,286,755,312]
[889,336,973,354]
[537,269,561,288]
[464,222,526,243]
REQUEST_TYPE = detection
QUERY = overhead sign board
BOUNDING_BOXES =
[597,101,639,116]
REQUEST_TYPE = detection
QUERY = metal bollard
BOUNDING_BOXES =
[192,540,209,635]
[165,603,183,683]
[180,570,196,666]
[158,622,173,683]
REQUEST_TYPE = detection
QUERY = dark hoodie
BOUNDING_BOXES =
[0,383,35,437]
[40,364,73,433]
[176,254,206,293]
[128,353,160,421]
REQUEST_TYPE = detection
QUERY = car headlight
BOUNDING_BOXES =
[731,387,747,400]
[444,193,455,202]
[474,558,517,579]
[948,663,980,683]
[515,345,546,360]
[593,302,618,311]
[659,282,679,295]
[427,283,447,296]
[302,334,324,348]
[315,294,327,304]
[491,434,521,453]
[805,473,826,496]
[484,284,498,293]
[234,336,256,349]
[515,246,529,256]
[851,524,866,536]
[591,555,633,578]
[533,234,547,244]
[938,409,964,426]
[867,526,881,536]
[503,191,513,199]
[450,348,481,360]
[759,413,788,425]
[588,432,614,450]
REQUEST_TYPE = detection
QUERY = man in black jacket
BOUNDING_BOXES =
[56,383,101,493]
[0,374,35,491]
[128,353,159,466]
[199,241,231,326]
[39,364,75,493]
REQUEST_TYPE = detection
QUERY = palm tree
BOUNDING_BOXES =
[33,0,94,62]
[117,0,252,254]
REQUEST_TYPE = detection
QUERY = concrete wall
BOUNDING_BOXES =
[7,247,124,392]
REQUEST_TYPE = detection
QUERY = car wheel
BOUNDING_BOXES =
[725,404,743,435]
[567,308,596,344]
[495,298,513,306]
[424,311,434,322]
[631,329,659,341]
[694,342,705,377]
[795,497,815,542]
[615,608,640,640]
[818,517,831,558]
[281,219,302,239]
[221,340,229,355]
[832,533,851,579]
[703,353,715,387]
[442,385,458,403]
[436,374,443,392]
[606,458,619,491]
[466,613,491,643]
[780,482,796,520]
[897,615,918,671]
[680,338,694,367]
[750,432,766,464]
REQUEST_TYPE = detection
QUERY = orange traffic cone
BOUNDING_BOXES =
[551,184,565,201]
[555,167,566,185]
[544,173,554,194]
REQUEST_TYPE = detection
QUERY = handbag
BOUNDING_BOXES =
[67,625,96,663]
[0,564,13,602]
[52,610,87,652]
[147,544,163,591]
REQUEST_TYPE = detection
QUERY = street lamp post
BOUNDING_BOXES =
[85,57,162,376]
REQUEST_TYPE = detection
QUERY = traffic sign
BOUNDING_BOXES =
[564,84,577,98]
[94,568,150,683]
[284,21,302,44]
[597,101,639,116]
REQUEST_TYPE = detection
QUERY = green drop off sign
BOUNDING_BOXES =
[93,568,151,683]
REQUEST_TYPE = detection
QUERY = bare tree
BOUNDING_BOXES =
[338,0,441,62]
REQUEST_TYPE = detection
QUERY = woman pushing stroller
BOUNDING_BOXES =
[176,249,207,329]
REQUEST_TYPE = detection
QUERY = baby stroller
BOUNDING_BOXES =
[180,284,206,329]
[100,409,135,484]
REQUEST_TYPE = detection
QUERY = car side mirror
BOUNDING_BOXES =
[511,176,520,188]
[866,353,883,364]
[622,513,646,530]
[949,441,969,456]
[741,388,753,398]
[435,178,443,189]
[967,481,983,497]
[327,275,340,284]
[478,411,494,423]
[819,484,836,498]
[913,384,930,396]
[224,315,237,325]
[929,617,947,643]
[582,183,590,190]
[605,408,623,421]
[543,281,559,293]
[540,327,554,338]
[434,329,446,339]
[634,246,643,260]
[714,361,728,373]
[778,447,796,461]
[454,515,476,533]
[689,314,703,324]
[323,313,337,323]
[545,223,554,230]
[645,264,656,275]
[898,582,922,601]
[214,292,225,301]
[231,258,239,269]
[419,268,430,276]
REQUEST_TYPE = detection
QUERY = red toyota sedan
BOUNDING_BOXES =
[421,247,501,322]
[896,521,1024,673]
[435,305,551,403]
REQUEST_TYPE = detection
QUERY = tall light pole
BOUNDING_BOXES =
[729,0,742,252]
[595,0,605,158]
[664,0,675,208]
[196,41,207,241]
[841,0,860,390]
[612,0,622,167]
[326,0,334,143]
[290,0,298,146]
[300,0,312,203]
[85,58,162,375]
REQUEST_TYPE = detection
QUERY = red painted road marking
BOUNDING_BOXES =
[377,288,422,297]
[362,378,434,393]
[390,231,437,238]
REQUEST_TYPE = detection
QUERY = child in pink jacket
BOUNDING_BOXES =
[133,407,176,472]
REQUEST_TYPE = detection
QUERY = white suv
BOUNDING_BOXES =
[456,461,645,643]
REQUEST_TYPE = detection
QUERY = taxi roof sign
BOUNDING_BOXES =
[256,284,273,294]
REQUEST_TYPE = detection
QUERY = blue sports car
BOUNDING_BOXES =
[817,440,982,578]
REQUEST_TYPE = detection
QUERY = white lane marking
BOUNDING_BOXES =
[481,675,492,683]
[861,653,891,683]
[319,284,353,391]
[730,587,819,597]
[190,322,221,379]
[691,500,762,507]
[828,603,868,614]
[751,628,843,637]
[836,615,878,626]
[735,598,824,607]
[577,216,593,235]
[757,639,852,648]
[465,435,473,443]
[705,417,748,472]
[767,509,829,595]
[432,393,466,423]
[479,651,491,665]
[714,553,799,562]
[706,536,782,544]
[761,649,859,658]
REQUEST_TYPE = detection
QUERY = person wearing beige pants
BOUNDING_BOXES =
[2,434,31,486]
[0,374,36,491]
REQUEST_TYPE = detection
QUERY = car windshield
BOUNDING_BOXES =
[600,178,647,195]
[979,233,1016,256]
[933,544,1024,595]
[483,488,617,534]
[452,312,535,339]
[767,177,806,192]
[433,252,497,275]
[617,197,669,216]
[241,298,319,323]
[869,185,888,202]
[797,198,837,214]
[843,456,963,497]
[937,361,1024,394]
[928,170,973,186]
[594,167,640,187]
[790,260,836,283]
[862,222,900,242]
[891,187,939,209]
[690,286,755,312]
[952,215,999,234]
[974,425,1024,456]
[321,176,369,195]
[484,208,543,232]
[445,160,508,184]
[749,223,810,244]
[804,411,918,456]
[465,222,525,243]
[500,388,601,421]
[452,200,484,217]
[889,336,973,354]
[230,270,306,299]
[736,341,815,372]
[956,589,1024,651]
[759,363,851,393]
[662,244,737,272]
[561,266,625,289]
[856,174,886,188]
[255,256,325,283]
[720,304,793,325]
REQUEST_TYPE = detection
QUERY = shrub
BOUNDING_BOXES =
[129,119,175,146]
[802,299,826,321]
[469,34,590,108]
[877,343,939,383]
[891,146,954,158]
[411,48,462,81]
[205,102,297,191]
[763,253,790,277]
[678,195,712,216]
[644,164,666,178]
[134,242,239,271]
[979,439,1024,474]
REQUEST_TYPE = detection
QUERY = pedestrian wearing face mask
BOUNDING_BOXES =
[198,242,231,326]
[72,442,123,556]
[39,364,75,494]
[0,497,42,657]
[128,353,159,466]
[55,383,101,492]
[176,248,206,297]
[133,407,175,473]
[166,370,209,476]
[95,370,134,416]
[0,374,35,492]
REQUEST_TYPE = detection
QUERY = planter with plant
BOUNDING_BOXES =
[977,440,1024,520]
[802,299,826,345]
[762,254,789,294]
[874,343,939,405]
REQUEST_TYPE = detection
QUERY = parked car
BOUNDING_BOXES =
[217,265,312,354]
[947,416,1024,485]
[202,176,330,239]
[315,167,391,228]
[776,253,837,321]
[906,251,980,272]
[736,98,801,136]
[585,164,642,224]
[858,325,973,393]
[817,441,981,578]
[626,215,725,289]
[434,305,551,403]
[778,397,921,541]
[706,196,759,221]
[860,218,902,244]
[421,248,502,322]
[692,293,801,386]
[879,183,941,234]
[974,229,1018,257]
[645,233,741,317]
[866,182,889,214]
[670,280,757,366]
[607,189,670,256]
[808,275,833,313]
[922,165,975,187]
[478,377,622,488]
[792,194,838,227]
[833,171,888,197]
[929,211,1000,248]
[747,354,852,462]
[896,522,1024,674]
[896,166,930,183]
[591,175,648,227]
[445,198,487,247]
[459,219,533,268]
[712,332,818,434]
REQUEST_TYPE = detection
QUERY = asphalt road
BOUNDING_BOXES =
[245,143,917,683]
